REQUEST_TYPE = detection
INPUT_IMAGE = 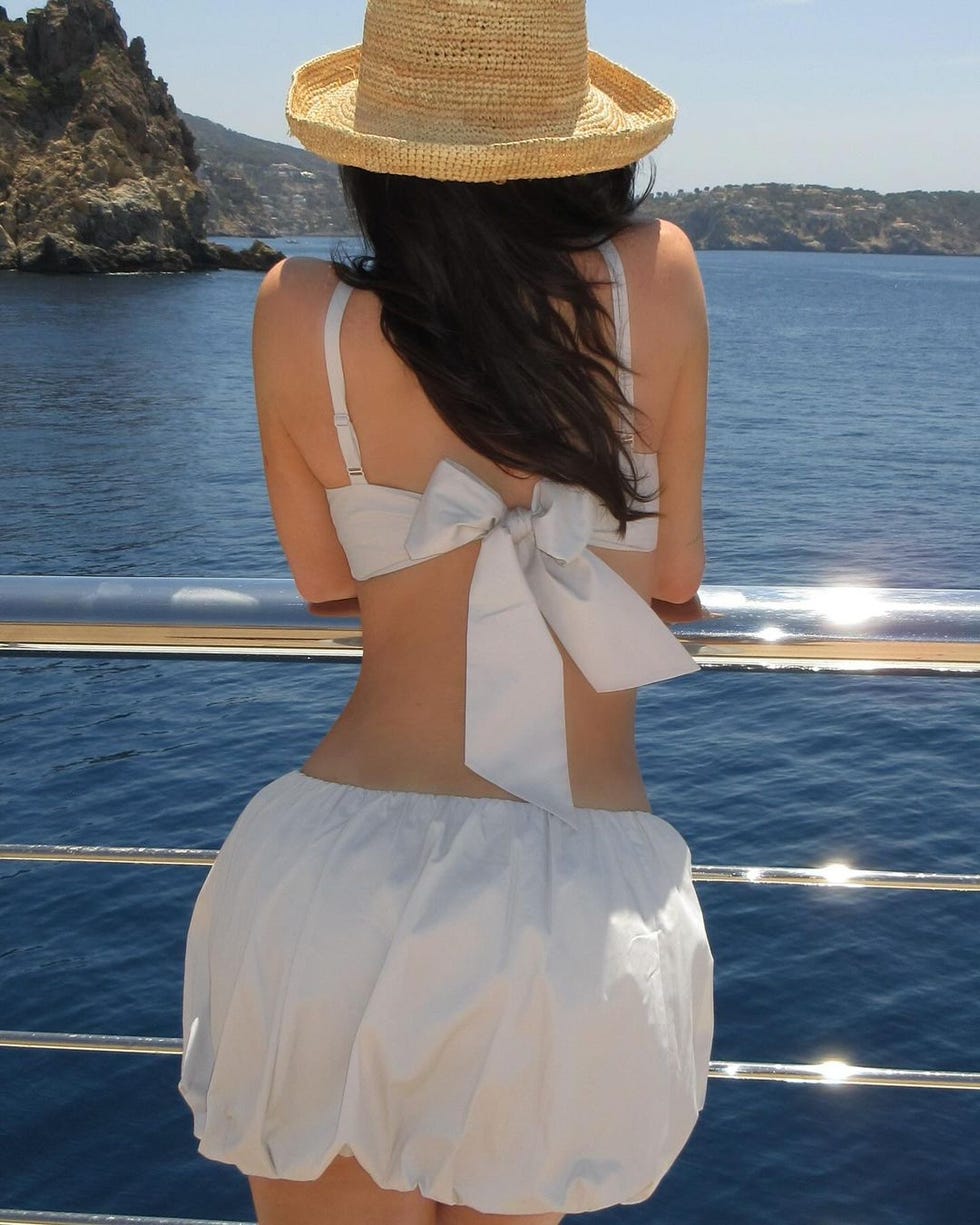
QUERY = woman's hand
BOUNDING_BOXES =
[305,597,360,619]
[651,593,707,624]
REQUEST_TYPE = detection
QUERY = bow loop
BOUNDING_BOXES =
[404,459,503,562]
[529,479,596,564]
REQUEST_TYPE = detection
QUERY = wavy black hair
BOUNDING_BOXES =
[332,162,655,532]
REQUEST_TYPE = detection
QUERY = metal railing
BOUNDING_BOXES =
[2,840,979,890]
[3,575,979,1225]
[1,1028,977,1092]
[2,575,979,673]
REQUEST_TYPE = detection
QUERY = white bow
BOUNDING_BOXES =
[405,460,696,824]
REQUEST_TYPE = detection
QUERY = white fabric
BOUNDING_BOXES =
[323,280,366,483]
[326,448,661,572]
[599,237,636,412]
[179,771,714,1215]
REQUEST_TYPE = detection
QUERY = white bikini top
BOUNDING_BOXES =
[321,238,697,826]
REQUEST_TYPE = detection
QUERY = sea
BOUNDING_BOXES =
[0,240,978,1225]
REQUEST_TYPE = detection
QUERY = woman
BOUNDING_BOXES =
[179,2,713,1222]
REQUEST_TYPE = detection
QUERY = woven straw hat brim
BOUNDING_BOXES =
[286,46,676,182]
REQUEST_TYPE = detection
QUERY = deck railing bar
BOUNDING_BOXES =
[2,577,979,675]
[691,864,980,891]
[6,639,980,675]
[3,844,978,890]
[708,1061,980,1091]
[0,845,218,866]
[0,1032,183,1055]
[1,1033,977,1091]
[0,1212,252,1225]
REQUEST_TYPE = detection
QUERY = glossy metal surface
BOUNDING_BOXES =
[691,862,980,891]
[0,844,217,867]
[1,576,979,672]
[1,1032,976,1091]
[709,1060,980,1091]
[0,1032,182,1056]
[686,584,980,673]
[3,843,979,890]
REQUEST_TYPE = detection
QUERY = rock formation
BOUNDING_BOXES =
[213,238,285,272]
[0,0,217,271]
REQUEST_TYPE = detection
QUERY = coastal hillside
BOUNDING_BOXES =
[181,112,347,238]
[0,0,216,272]
[182,114,979,255]
[650,183,980,256]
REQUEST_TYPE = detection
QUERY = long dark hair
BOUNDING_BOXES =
[332,163,655,532]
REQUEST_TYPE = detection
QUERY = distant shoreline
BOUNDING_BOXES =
[204,231,980,257]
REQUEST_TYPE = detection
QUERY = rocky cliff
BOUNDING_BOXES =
[0,0,215,272]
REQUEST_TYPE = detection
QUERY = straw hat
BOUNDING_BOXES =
[286,0,676,182]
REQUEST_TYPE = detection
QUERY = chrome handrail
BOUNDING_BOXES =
[0,1033,183,1056]
[2,842,978,890]
[1,1032,976,1091]
[2,576,979,673]
[0,845,218,866]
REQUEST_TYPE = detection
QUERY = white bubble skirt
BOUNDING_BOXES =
[179,770,713,1215]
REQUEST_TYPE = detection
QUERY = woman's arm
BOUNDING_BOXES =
[252,258,358,605]
[646,223,709,605]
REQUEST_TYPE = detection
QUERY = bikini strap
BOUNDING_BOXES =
[323,280,367,484]
[597,238,635,444]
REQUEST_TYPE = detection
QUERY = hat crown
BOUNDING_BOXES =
[355,0,590,144]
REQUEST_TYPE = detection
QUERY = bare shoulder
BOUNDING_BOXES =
[619,217,696,260]
[252,256,342,438]
[254,255,339,332]
[253,257,341,424]
[620,220,703,305]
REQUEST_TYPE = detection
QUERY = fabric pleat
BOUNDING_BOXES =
[180,771,713,1215]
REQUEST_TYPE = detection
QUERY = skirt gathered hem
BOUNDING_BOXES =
[179,770,714,1216]
[182,1121,686,1214]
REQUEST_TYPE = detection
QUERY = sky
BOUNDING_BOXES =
[7,0,979,193]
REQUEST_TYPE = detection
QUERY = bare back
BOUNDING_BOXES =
[252,220,708,813]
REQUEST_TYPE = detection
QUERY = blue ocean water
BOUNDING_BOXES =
[1,244,978,1225]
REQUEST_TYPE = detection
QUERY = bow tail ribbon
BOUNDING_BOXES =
[464,526,579,826]
[530,549,699,693]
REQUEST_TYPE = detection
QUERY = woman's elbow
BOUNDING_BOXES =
[651,575,702,605]
[650,549,705,605]
[294,572,357,605]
